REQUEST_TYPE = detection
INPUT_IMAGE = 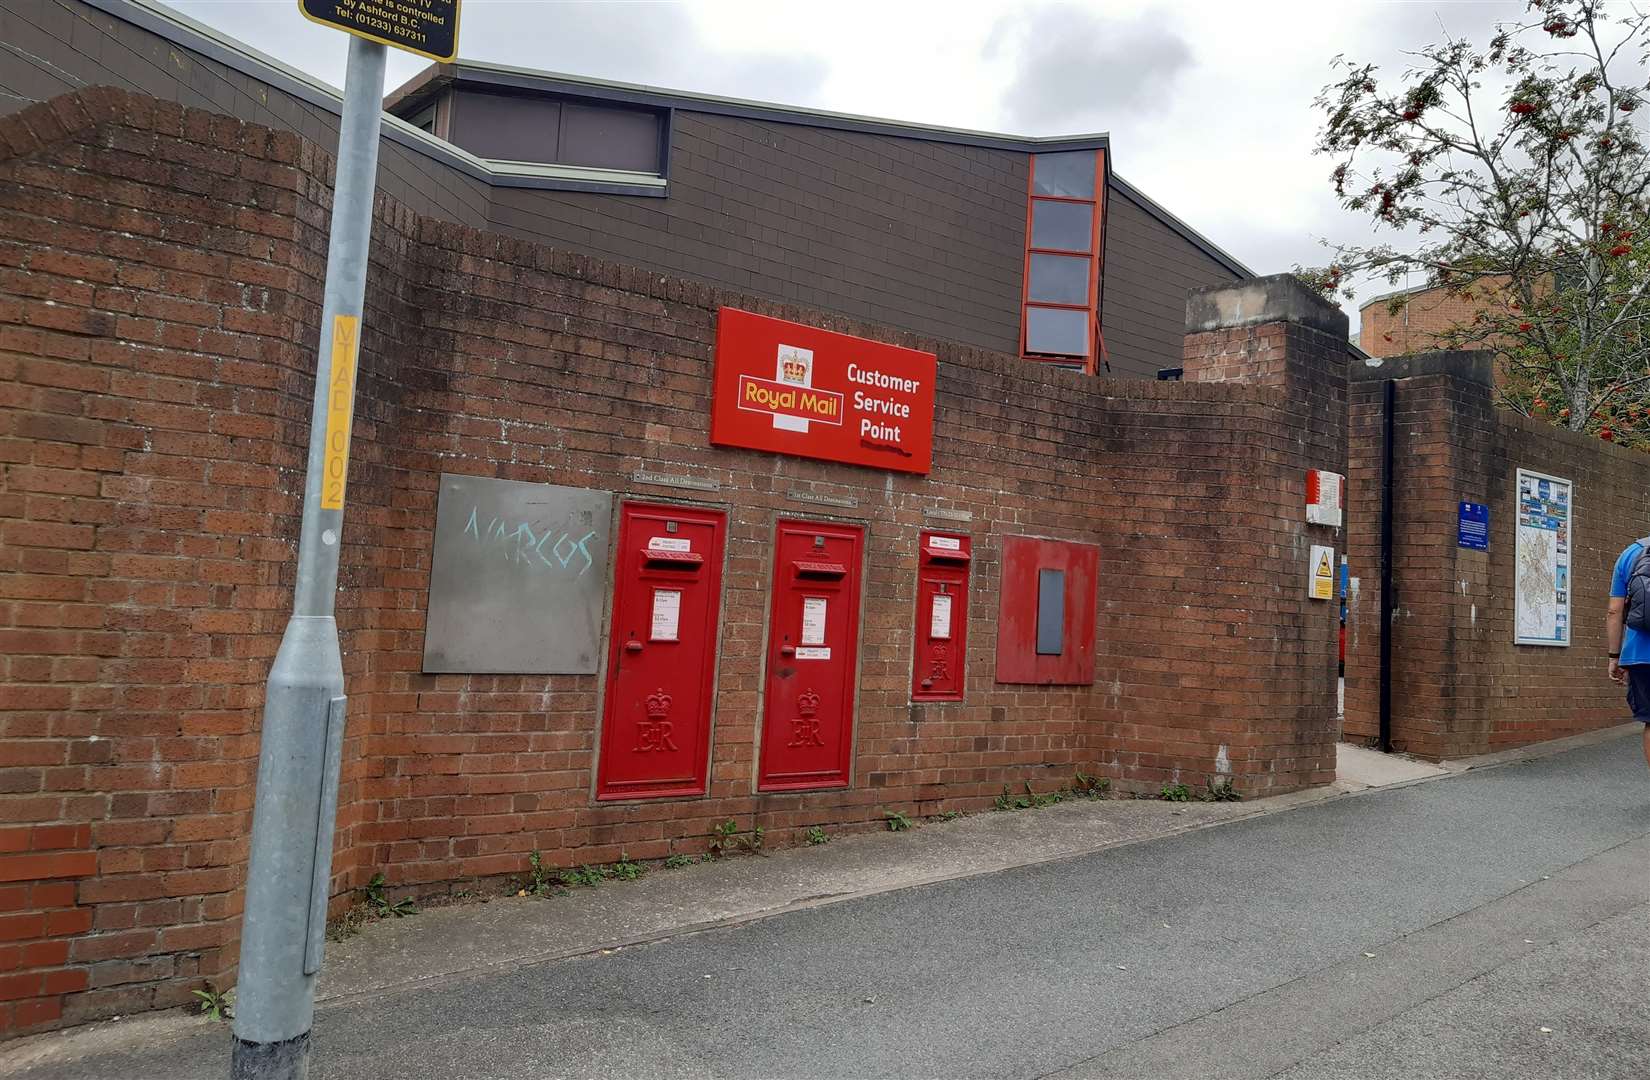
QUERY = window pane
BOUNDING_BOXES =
[1030,199,1093,252]
[1026,306,1089,356]
[560,102,662,172]
[1032,151,1096,198]
[451,92,561,163]
[1036,569,1065,655]
[1028,253,1090,305]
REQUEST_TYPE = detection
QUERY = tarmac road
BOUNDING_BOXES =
[8,734,1649,1079]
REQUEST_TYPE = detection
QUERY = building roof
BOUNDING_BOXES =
[1358,281,1436,311]
[385,62,1112,156]
[85,0,1263,320]
[1109,175,1254,280]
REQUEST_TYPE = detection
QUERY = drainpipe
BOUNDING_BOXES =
[1378,378,1396,752]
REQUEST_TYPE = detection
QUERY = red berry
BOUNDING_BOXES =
[1560,408,1572,418]
[1510,101,1536,114]
[1602,428,1615,441]
[1518,322,1534,332]
[1610,244,1633,256]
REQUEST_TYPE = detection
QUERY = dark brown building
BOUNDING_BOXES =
[1,0,1253,378]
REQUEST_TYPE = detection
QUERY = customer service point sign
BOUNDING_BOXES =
[300,0,461,62]
[709,308,937,474]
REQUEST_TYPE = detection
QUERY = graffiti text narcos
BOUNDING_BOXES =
[463,507,597,576]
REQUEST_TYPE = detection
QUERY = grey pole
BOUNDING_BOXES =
[231,35,386,1080]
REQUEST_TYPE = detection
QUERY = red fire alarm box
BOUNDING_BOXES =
[757,519,865,792]
[1306,469,1345,527]
[596,503,727,800]
[912,531,971,701]
[995,536,1098,685]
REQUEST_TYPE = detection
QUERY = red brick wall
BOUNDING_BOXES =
[0,89,1342,1034]
[1345,351,1642,758]
[1358,279,1515,360]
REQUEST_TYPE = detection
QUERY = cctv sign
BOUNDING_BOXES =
[709,308,936,474]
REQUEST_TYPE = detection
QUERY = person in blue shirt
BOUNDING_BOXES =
[1605,539,1650,773]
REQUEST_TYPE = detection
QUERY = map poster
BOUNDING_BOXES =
[1514,468,1572,646]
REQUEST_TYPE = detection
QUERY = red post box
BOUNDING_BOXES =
[912,531,971,701]
[757,519,865,792]
[595,502,727,800]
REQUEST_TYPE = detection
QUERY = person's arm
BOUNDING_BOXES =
[1607,596,1627,683]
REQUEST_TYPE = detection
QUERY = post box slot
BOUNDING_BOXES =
[922,544,971,563]
[641,549,704,567]
[792,560,847,578]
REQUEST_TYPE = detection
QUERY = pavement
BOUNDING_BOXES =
[3,724,1647,1079]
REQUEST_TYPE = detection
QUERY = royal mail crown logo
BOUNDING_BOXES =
[782,357,808,382]
[797,689,820,718]
[645,689,672,718]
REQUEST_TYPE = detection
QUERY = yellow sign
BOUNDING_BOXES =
[1310,545,1335,601]
[299,0,461,64]
[320,315,360,511]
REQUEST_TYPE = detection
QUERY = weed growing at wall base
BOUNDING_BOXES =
[1201,780,1242,802]
[365,872,418,917]
[191,984,231,1021]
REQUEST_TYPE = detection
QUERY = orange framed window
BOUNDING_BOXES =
[1020,150,1105,373]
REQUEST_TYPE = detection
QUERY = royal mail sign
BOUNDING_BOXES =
[710,308,937,474]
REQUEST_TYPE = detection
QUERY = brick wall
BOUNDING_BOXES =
[1358,280,1513,360]
[1345,351,1644,758]
[0,89,1341,1035]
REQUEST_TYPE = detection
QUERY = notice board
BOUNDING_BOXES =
[422,474,613,673]
[1514,468,1572,646]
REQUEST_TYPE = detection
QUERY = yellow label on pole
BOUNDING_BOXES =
[320,315,360,511]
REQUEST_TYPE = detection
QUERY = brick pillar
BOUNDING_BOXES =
[1344,351,1498,759]
[1176,274,1350,794]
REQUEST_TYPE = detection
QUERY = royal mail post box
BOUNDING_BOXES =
[595,502,726,800]
[912,531,971,701]
[757,519,865,791]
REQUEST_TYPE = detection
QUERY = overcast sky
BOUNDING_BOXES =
[169,0,1524,318]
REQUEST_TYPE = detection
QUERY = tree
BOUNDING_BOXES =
[1309,0,1650,446]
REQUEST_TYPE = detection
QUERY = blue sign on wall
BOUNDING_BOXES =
[1458,501,1489,550]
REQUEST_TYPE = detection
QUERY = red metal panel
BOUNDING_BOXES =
[994,535,1098,685]
[758,519,865,791]
[912,531,971,701]
[596,502,726,800]
[708,308,937,474]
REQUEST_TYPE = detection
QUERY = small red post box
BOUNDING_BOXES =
[595,502,726,800]
[912,531,971,701]
[757,519,865,792]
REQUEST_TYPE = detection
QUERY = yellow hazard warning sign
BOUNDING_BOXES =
[1310,545,1335,601]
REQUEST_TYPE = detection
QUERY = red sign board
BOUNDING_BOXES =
[710,308,937,474]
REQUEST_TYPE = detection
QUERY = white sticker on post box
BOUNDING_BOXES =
[929,536,962,551]
[794,646,831,660]
[930,593,953,639]
[647,536,692,553]
[801,596,827,645]
[650,588,682,641]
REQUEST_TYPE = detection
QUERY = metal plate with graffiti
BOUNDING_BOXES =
[422,474,613,673]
